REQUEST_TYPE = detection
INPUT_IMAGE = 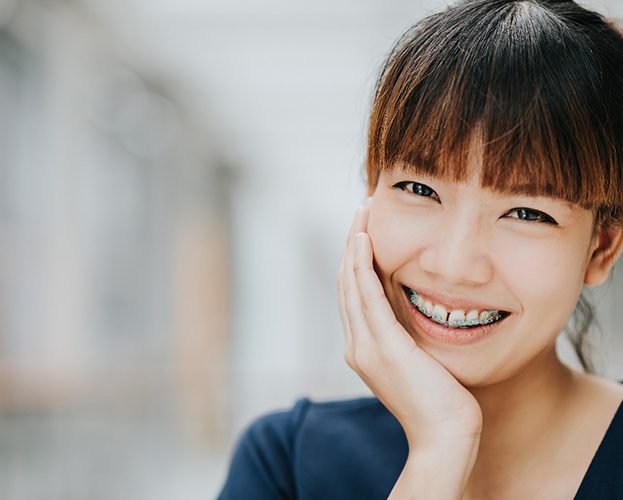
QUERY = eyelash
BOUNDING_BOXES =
[394,181,441,201]
[506,208,557,224]
[392,181,558,225]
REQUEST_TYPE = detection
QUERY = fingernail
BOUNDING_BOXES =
[365,196,373,207]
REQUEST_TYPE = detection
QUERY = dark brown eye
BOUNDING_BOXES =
[393,181,440,201]
[506,207,557,225]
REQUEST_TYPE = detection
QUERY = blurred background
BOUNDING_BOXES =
[1,0,623,498]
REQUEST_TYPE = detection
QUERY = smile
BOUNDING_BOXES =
[404,287,511,329]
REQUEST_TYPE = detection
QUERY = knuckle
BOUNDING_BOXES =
[343,279,356,301]
[353,258,364,274]
[353,349,373,372]
[360,289,381,311]
[360,292,374,309]
[343,348,355,369]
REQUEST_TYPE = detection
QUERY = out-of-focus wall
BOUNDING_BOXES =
[0,0,233,497]
[1,0,623,499]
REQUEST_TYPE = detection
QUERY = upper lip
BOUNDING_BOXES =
[403,285,510,312]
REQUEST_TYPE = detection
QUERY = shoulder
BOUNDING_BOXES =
[218,396,407,500]
[242,394,394,440]
[239,395,386,444]
[571,375,623,498]
[292,396,405,454]
[237,395,397,464]
[575,397,623,498]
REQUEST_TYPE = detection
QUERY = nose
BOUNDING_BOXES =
[418,214,493,286]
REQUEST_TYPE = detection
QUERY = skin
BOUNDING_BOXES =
[337,160,623,499]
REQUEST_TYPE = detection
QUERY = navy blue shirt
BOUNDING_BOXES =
[218,395,623,499]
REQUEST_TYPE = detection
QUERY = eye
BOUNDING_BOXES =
[506,207,558,225]
[392,181,440,201]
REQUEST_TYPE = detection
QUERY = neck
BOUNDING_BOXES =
[465,345,577,488]
[471,344,575,429]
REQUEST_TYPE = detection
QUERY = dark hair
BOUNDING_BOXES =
[365,0,623,372]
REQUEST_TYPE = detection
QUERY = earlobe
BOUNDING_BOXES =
[584,225,623,286]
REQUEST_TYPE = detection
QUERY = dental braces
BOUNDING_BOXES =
[408,290,503,328]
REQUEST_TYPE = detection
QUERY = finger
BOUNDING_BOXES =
[353,232,415,350]
[337,254,353,351]
[341,206,376,366]
[344,257,374,352]
[338,206,367,355]
[343,207,369,291]
[343,207,370,335]
[341,206,369,331]
[347,206,369,242]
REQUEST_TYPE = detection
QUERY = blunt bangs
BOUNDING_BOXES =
[366,0,623,220]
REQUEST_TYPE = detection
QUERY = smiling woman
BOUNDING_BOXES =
[218,1,623,499]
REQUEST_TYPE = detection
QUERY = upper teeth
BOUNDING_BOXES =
[408,289,504,328]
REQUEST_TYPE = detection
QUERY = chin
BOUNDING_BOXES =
[416,341,514,389]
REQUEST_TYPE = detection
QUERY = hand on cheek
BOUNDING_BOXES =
[337,206,484,448]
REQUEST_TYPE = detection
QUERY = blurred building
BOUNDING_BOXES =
[0,0,233,497]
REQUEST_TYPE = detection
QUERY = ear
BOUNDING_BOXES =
[584,224,623,286]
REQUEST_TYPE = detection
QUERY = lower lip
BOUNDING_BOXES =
[404,292,508,346]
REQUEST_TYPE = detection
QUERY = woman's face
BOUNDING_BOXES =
[367,163,601,387]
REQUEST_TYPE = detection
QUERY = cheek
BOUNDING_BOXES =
[367,206,421,279]
[495,237,586,321]
[367,220,394,283]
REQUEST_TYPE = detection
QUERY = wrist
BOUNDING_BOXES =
[404,422,482,453]
[388,440,480,500]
